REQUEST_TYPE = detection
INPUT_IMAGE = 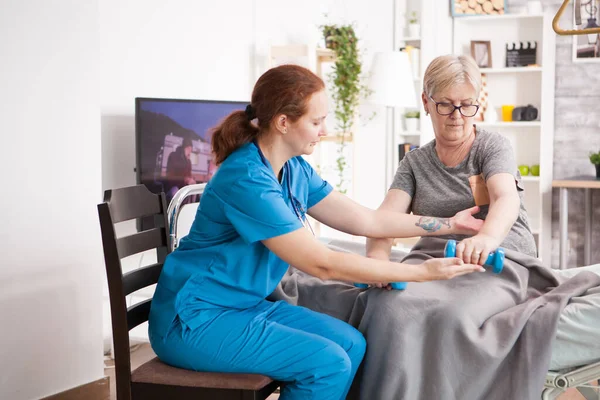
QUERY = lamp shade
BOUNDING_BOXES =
[368,51,417,108]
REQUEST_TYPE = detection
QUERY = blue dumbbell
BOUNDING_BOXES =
[444,239,505,274]
[354,281,407,290]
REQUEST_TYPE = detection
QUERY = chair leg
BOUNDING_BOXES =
[241,392,257,400]
[243,381,280,400]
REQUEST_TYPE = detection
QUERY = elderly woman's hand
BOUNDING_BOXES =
[456,234,502,266]
[451,206,483,235]
[366,252,393,289]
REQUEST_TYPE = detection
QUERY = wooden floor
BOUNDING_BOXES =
[104,343,591,400]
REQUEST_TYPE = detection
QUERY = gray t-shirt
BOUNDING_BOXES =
[391,129,537,257]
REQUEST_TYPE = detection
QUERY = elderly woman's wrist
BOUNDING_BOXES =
[477,231,503,246]
[367,250,390,261]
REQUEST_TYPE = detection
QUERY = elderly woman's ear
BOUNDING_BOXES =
[421,92,430,116]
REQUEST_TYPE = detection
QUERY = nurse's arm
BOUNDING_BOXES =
[307,190,481,239]
[262,228,482,283]
[365,189,412,261]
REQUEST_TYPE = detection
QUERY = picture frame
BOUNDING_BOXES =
[471,40,492,68]
[451,0,506,17]
[572,0,600,63]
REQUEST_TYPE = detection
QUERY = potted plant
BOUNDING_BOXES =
[321,25,340,50]
[590,150,600,178]
[407,11,420,37]
[320,23,369,193]
[404,111,420,132]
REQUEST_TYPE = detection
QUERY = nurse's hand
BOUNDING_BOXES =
[420,257,484,281]
[373,282,392,290]
[451,206,483,235]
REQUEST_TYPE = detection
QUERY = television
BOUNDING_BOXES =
[135,97,247,205]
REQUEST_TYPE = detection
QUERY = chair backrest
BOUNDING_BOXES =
[97,184,170,400]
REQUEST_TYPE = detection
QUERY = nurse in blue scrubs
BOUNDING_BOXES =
[149,65,485,400]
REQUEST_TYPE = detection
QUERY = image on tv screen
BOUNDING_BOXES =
[135,98,247,205]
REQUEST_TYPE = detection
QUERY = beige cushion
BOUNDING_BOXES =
[131,357,275,390]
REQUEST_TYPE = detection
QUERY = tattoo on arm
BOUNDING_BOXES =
[415,217,451,232]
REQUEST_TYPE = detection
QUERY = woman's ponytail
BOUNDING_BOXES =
[211,109,259,165]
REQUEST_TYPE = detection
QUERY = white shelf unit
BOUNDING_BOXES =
[390,0,438,185]
[453,13,556,263]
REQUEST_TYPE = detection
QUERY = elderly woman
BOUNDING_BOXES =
[367,54,536,266]
[350,54,600,400]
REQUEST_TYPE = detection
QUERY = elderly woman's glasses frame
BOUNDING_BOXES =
[429,96,480,117]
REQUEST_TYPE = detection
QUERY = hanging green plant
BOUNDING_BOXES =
[319,23,370,194]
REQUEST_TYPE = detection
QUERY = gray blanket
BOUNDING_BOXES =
[268,237,600,400]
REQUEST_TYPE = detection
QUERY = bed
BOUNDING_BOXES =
[168,183,600,399]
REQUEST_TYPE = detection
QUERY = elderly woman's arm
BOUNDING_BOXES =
[456,172,520,265]
[365,189,413,261]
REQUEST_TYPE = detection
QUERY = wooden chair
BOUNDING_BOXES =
[98,184,280,400]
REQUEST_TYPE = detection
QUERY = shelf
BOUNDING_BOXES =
[316,48,335,57]
[521,176,540,182]
[399,130,421,137]
[453,13,544,22]
[398,36,421,42]
[316,48,336,63]
[321,133,353,143]
[480,67,542,73]
[477,121,541,128]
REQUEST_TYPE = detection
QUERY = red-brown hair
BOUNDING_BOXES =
[211,64,325,165]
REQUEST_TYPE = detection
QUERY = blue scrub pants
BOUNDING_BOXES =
[149,300,366,400]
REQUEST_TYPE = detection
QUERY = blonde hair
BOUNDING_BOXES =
[423,55,482,98]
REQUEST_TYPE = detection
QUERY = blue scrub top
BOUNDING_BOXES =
[150,142,333,336]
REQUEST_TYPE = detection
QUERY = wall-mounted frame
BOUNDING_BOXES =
[471,40,492,68]
[572,0,600,62]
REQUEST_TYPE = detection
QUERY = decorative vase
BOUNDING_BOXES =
[408,23,420,38]
[596,164,600,179]
[405,118,419,132]
[484,103,498,123]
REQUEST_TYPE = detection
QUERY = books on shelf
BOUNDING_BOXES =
[398,142,419,162]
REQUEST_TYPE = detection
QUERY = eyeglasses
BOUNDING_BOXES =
[429,96,480,117]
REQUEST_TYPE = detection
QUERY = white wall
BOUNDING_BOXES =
[0,1,104,399]
[100,0,394,205]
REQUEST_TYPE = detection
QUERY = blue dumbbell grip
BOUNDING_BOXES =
[354,281,407,290]
[390,282,407,290]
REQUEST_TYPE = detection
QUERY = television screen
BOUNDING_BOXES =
[135,97,247,206]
